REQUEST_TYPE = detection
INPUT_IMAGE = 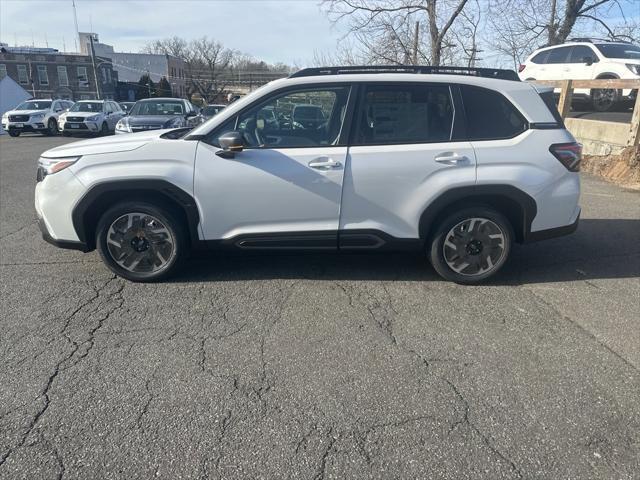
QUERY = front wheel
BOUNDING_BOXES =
[591,88,620,112]
[8,130,20,137]
[100,122,110,136]
[428,207,513,284]
[96,202,187,282]
[46,118,58,136]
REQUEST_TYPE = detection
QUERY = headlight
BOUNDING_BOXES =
[87,114,101,121]
[1,113,8,120]
[626,64,640,76]
[38,156,81,175]
[31,113,45,121]
[115,118,131,132]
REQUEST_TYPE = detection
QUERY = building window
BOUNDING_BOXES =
[80,94,91,100]
[37,65,49,86]
[106,68,112,83]
[0,64,6,80]
[101,68,107,83]
[57,66,69,86]
[77,66,88,87]
[17,65,29,84]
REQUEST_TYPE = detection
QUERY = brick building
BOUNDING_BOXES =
[0,44,117,101]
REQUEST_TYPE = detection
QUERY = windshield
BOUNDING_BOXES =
[595,43,640,59]
[70,102,103,112]
[131,101,184,116]
[16,100,52,111]
[203,105,224,116]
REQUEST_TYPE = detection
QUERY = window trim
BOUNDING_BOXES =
[203,83,356,149]
[0,64,6,80]
[57,66,69,87]
[37,65,49,86]
[458,84,529,141]
[17,65,29,84]
[349,81,459,147]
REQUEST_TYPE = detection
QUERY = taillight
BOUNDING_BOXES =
[518,64,526,73]
[549,142,582,172]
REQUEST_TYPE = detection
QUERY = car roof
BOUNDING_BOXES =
[139,97,183,102]
[77,99,104,103]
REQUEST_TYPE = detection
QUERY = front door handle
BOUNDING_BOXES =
[308,157,342,170]
[434,153,470,165]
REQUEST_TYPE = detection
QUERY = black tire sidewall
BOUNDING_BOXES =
[428,207,513,284]
[47,119,57,136]
[101,123,109,135]
[8,130,19,137]
[96,202,186,282]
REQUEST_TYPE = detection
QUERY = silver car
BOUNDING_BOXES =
[59,100,125,136]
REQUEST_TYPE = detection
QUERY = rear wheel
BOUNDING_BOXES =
[428,207,513,284]
[96,202,187,282]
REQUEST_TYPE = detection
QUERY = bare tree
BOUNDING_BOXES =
[487,0,638,68]
[144,36,235,102]
[322,0,471,66]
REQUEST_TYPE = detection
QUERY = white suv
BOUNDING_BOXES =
[2,99,73,137]
[58,100,125,136]
[34,66,581,284]
[519,39,640,111]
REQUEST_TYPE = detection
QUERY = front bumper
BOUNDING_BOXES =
[2,121,47,132]
[38,216,89,251]
[60,121,101,133]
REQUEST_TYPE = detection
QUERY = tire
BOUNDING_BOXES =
[100,122,109,136]
[62,131,71,137]
[8,130,20,137]
[591,87,620,112]
[428,207,513,284]
[46,118,58,136]
[96,201,187,282]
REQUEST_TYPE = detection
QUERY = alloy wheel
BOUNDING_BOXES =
[106,212,175,274]
[592,88,617,111]
[442,217,506,277]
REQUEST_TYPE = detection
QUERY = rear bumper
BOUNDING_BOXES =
[524,209,580,243]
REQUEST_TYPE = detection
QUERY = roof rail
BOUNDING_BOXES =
[567,37,632,44]
[289,65,520,81]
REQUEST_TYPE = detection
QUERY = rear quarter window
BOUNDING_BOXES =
[531,51,550,64]
[460,85,527,140]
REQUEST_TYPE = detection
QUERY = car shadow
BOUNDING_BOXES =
[174,219,640,285]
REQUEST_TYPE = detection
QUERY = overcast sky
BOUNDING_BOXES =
[0,0,345,65]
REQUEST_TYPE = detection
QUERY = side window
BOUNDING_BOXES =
[353,84,453,145]
[104,102,112,113]
[531,51,550,64]
[461,85,527,140]
[211,86,351,148]
[546,47,572,64]
[569,45,598,64]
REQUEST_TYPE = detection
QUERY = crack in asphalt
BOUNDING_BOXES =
[0,276,125,469]
[525,287,638,373]
[312,427,337,480]
[0,219,37,240]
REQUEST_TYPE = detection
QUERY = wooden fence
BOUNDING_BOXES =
[528,79,640,146]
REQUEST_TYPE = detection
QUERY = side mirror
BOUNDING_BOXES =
[216,131,244,158]
[186,111,197,118]
[583,56,594,66]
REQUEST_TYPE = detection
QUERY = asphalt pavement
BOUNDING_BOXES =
[1,134,639,479]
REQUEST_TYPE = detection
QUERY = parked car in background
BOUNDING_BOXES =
[35,66,581,284]
[119,102,136,114]
[115,98,201,134]
[201,104,226,120]
[59,100,125,136]
[2,99,73,137]
[519,38,640,111]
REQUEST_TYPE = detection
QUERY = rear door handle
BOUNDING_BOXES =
[308,157,342,170]
[434,153,470,165]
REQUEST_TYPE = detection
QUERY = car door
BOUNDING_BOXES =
[340,83,476,242]
[194,85,352,246]
[566,45,599,97]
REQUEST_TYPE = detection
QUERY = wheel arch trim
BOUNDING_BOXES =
[418,185,538,244]
[71,179,200,250]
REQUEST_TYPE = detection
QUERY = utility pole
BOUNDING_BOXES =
[412,21,419,64]
[89,34,101,99]
[72,0,80,52]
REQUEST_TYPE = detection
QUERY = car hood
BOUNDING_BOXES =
[127,115,181,126]
[63,111,103,119]
[41,129,169,158]
[5,109,47,116]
